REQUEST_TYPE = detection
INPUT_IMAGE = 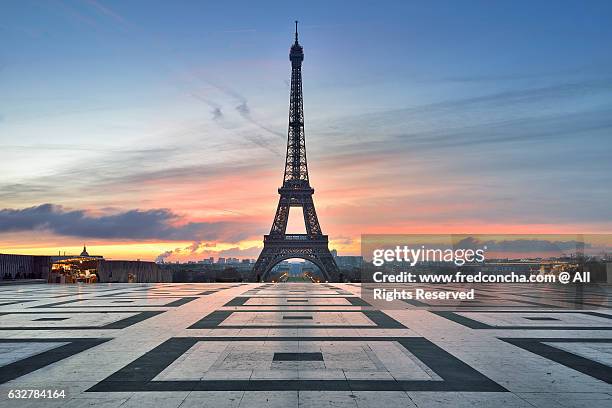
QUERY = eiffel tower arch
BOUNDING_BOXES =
[253,22,340,282]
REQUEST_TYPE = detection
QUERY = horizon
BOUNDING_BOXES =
[2,0,612,262]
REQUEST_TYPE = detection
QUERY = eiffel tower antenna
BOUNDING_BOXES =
[252,22,339,282]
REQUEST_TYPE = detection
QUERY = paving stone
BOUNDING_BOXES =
[0,282,609,407]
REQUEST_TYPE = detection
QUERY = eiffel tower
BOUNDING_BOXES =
[253,21,340,282]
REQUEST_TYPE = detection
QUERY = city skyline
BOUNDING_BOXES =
[2,0,612,262]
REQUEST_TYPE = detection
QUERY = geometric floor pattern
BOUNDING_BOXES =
[0,282,610,407]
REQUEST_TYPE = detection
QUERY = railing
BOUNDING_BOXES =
[284,234,309,241]
[265,234,328,242]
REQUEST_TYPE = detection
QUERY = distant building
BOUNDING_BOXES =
[271,261,290,272]
[584,261,612,283]
[0,254,51,280]
[334,255,363,269]
[1,251,171,284]
[289,262,303,275]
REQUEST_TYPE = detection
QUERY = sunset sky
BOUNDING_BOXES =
[1,0,612,262]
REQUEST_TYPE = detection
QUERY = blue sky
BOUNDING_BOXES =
[1,0,611,260]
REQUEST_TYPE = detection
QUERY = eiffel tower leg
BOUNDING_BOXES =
[302,197,322,236]
[252,246,276,282]
[313,248,340,282]
[270,197,290,236]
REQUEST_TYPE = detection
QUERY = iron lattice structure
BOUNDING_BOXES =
[253,22,340,282]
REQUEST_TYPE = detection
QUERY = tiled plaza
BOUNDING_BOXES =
[0,282,610,407]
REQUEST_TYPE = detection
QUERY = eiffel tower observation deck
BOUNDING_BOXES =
[252,21,340,282]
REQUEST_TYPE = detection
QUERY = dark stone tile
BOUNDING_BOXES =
[87,336,506,392]
[433,311,612,330]
[273,352,323,361]
[0,311,164,330]
[501,338,612,384]
[0,338,110,384]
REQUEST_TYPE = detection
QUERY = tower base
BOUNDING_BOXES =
[252,234,340,282]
